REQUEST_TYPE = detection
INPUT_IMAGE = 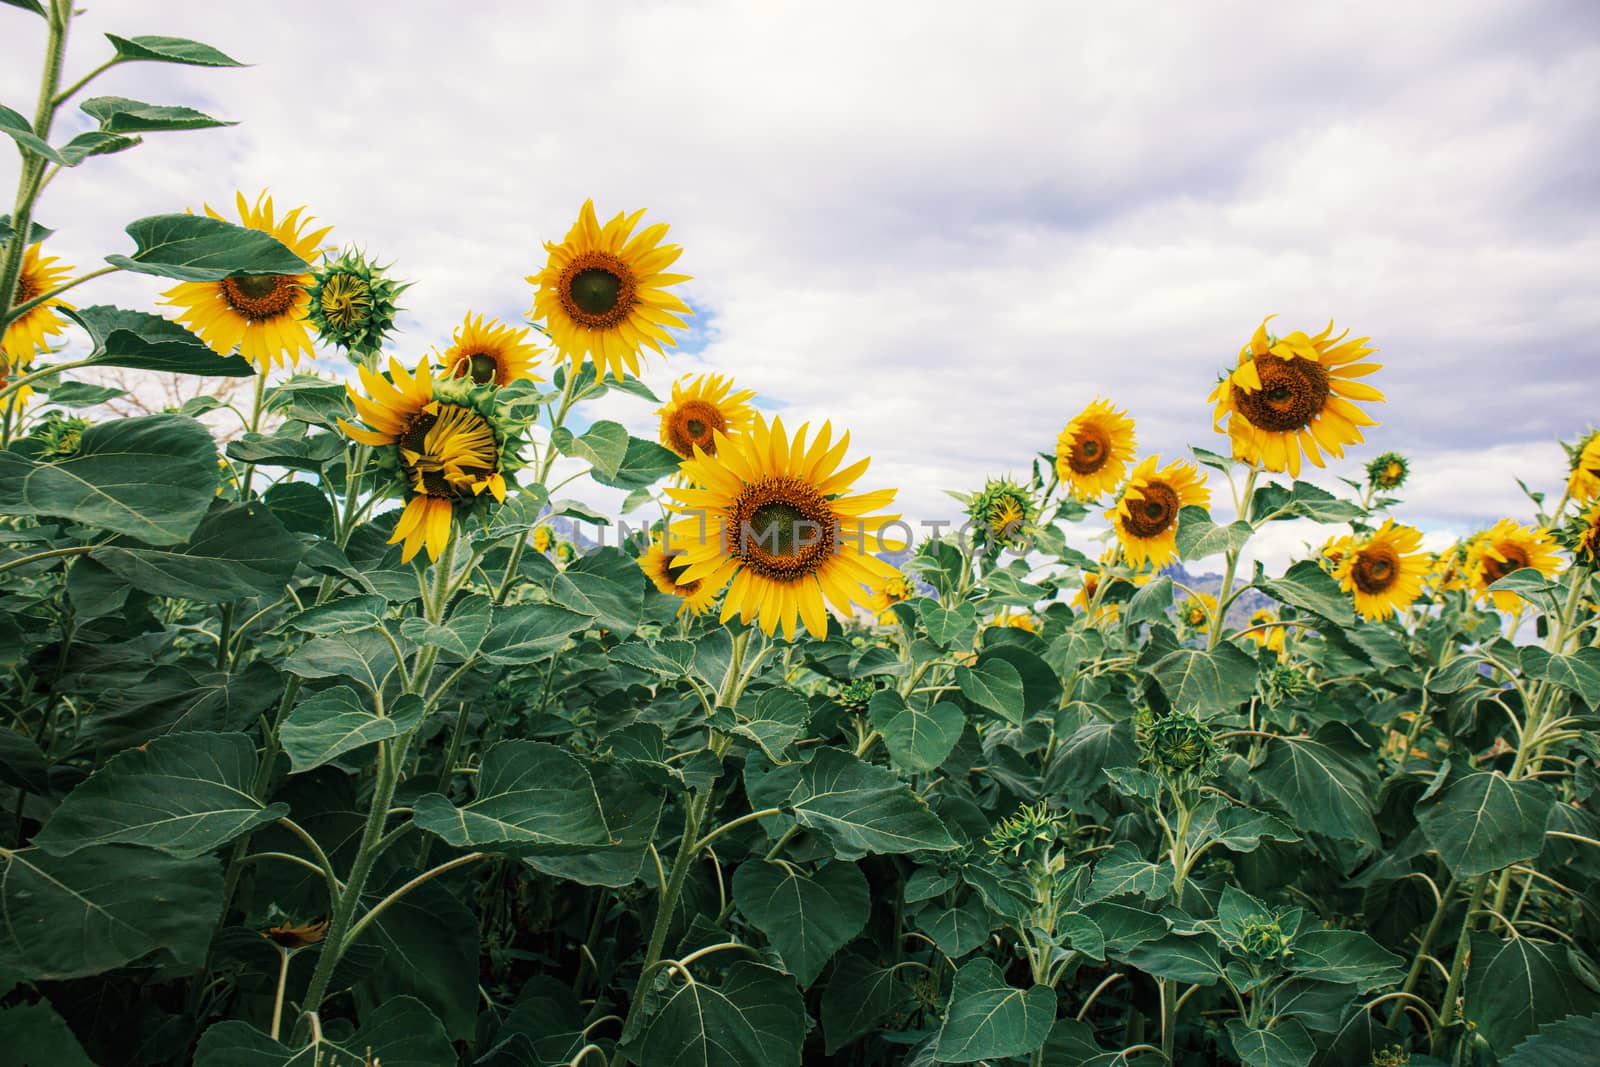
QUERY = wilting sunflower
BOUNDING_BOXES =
[1567,431,1600,502]
[162,192,331,370]
[531,525,555,553]
[443,312,542,387]
[3,242,74,365]
[1208,317,1382,477]
[638,533,720,616]
[657,373,756,459]
[867,570,917,612]
[304,247,407,358]
[988,610,1039,633]
[338,357,517,563]
[1467,519,1563,612]
[664,415,901,640]
[1179,591,1218,631]
[262,917,329,950]
[527,199,692,381]
[1108,456,1209,569]
[1247,608,1288,653]
[1055,398,1137,501]
[1367,451,1409,492]
[1334,520,1428,620]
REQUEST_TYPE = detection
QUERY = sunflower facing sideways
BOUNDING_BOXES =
[1466,518,1563,612]
[527,199,692,382]
[162,191,331,370]
[1209,317,1383,477]
[442,312,542,387]
[3,242,74,365]
[1567,430,1600,502]
[1333,520,1428,620]
[657,373,756,459]
[638,533,720,617]
[1056,398,1137,501]
[1108,456,1210,569]
[1179,591,1218,632]
[338,357,522,563]
[664,415,901,640]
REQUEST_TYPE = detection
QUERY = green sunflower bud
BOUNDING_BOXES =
[1235,914,1293,964]
[836,677,878,714]
[1139,708,1221,780]
[306,247,409,359]
[1366,451,1409,491]
[26,411,90,460]
[965,477,1037,551]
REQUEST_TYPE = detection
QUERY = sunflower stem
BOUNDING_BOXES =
[1208,465,1259,647]
[0,264,118,328]
[0,0,70,333]
[495,366,581,604]
[0,356,99,407]
[238,368,269,499]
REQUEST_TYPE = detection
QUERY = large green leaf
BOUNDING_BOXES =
[871,692,964,773]
[412,740,611,853]
[1150,642,1258,715]
[1226,1018,1316,1067]
[1085,841,1174,903]
[632,962,806,1067]
[1123,574,1175,627]
[1253,728,1379,847]
[81,95,235,132]
[107,213,308,281]
[104,33,246,67]
[33,731,287,858]
[1174,506,1253,560]
[400,593,492,659]
[733,860,869,988]
[1120,931,1224,985]
[1287,929,1404,990]
[1464,933,1600,1051]
[921,600,978,647]
[1417,771,1554,877]
[914,893,995,958]
[786,748,956,855]
[64,304,255,374]
[226,427,345,470]
[1520,646,1600,708]
[0,1000,96,1066]
[280,688,423,773]
[822,950,903,1054]
[0,102,61,163]
[0,414,218,543]
[522,759,663,887]
[480,603,593,663]
[734,686,813,762]
[592,434,682,490]
[350,875,480,1042]
[284,630,400,696]
[545,547,646,636]
[1503,1011,1600,1066]
[955,659,1025,724]
[195,996,455,1067]
[0,845,221,979]
[553,419,628,478]
[91,500,304,602]
[1257,560,1356,626]
[933,957,1055,1063]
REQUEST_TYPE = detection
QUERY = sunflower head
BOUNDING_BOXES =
[1179,591,1217,631]
[966,478,1036,552]
[527,199,693,382]
[1466,519,1564,612]
[657,373,756,458]
[1234,913,1294,965]
[1207,316,1383,477]
[1333,519,1428,621]
[1056,398,1137,501]
[531,525,555,553]
[161,191,330,370]
[1318,534,1353,574]
[988,610,1039,633]
[638,533,719,616]
[1248,608,1288,653]
[836,677,879,714]
[1261,661,1316,708]
[262,916,330,950]
[24,411,90,460]
[1108,456,1210,569]
[867,570,917,612]
[1563,499,1600,569]
[1139,708,1221,781]
[555,540,578,565]
[984,801,1066,867]
[1565,430,1600,502]
[1367,451,1410,491]
[2,242,74,364]
[443,312,543,388]
[304,247,407,358]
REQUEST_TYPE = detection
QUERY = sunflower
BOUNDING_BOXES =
[1179,591,1218,631]
[1208,317,1383,477]
[867,570,917,612]
[638,533,720,616]
[657,373,756,459]
[1333,520,1428,620]
[1055,398,1137,501]
[338,357,511,563]
[1367,451,1409,492]
[527,199,692,382]
[965,478,1036,552]
[443,312,542,387]
[1567,431,1600,503]
[1572,500,1600,568]
[3,242,74,365]
[304,248,407,358]
[1316,533,1354,575]
[988,610,1038,633]
[555,540,577,565]
[1108,456,1209,569]
[161,192,330,370]
[531,525,555,553]
[664,414,900,640]
[1247,608,1288,653]
[262,917,329,950]
[1467,519,1564,612]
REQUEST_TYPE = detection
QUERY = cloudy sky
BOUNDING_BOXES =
[4,0,1596,569]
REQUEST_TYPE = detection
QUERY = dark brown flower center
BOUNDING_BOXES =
[1122,482,1179,538]
[662,551,701,595]
[1351,544,1399,594]
[1482,544,1530,584]
[14,270,39,303]
[1068,426,1111,475]
[220,273,298,320]
[667,398,727,457]
[453,352,501,386]
[729,476,837,582]
[558,251,637,329]
[1232,355,1331,433]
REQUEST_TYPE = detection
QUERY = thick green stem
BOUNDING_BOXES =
[1387,871,1458,1027]
[1208,466,1259,648]
[1433,874,1490,1052]
[0,0,70,323]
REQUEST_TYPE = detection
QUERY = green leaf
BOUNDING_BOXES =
[263,480,332,536]
[36,380,126,407]
[1487,568,1560,612]
[1254,729,1379,847]
[872,693,964,773]
[55,129,140,165]
[284,630,400,696]
[91,500,304,602]
[1520,646,1600,707]
[522,759,663,887]
[284,594,388,635]
[1417,771,1555,877]
[956,659,1025,724]
[280,688,424,773]
[786,748,956,855]
[1251,480,1364,524]
[607,638,695,676]
[0,212,52,244]
[1258,560,1356,626]
[1175,506,1253,560]
[632,962,806,1067]
[226,428,344,470]
[734,687,813,762]
[553,419,629,478]
[33,731,288,858]
[933,957,1055,1063]
[914,893,994,958]
[399,593,492,659]
[1287,929,1404,990]
[1464,933,1600,1051]
[412,740,612,853]
[921,600,978,647]
[1120,931,1224,985]
[351,875,479,1042]
[104,33,246,67]
[81,95,235,132]
[1150,642,1259,715]
[0,1000,96,1067]
[0,102,62,163]
[1123,575,1174,627]
[1085,841,1174,903]
[592,435,682,490]
[0,845,221,979]
[107,213,308,281]
[1225,1017,1316,1067]
[733,860,869,987]
[1503,1011,1600,1066]
[0,413,218,543]
[64,305,254,375]
[195,996,455,1067]
[822,950,903,1055]
[1,0,46,17]
[546,548,646,636]
[480,603,592,664]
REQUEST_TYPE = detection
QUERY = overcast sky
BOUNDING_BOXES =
[4,0,1596,569]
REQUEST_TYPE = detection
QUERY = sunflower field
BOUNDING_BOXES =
[5,6,1600,1067]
